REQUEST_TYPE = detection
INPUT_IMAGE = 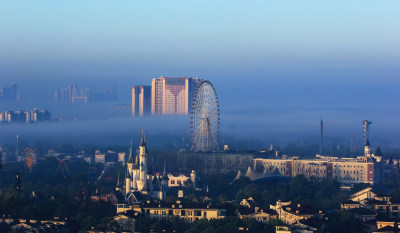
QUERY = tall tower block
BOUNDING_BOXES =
[320,117,323,155]
[363,120,372,146]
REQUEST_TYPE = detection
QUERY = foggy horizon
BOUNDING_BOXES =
[1,1,399,151]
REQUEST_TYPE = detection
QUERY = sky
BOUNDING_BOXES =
[0,1,399,149]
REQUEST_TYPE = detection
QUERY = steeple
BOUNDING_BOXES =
[162,161,168,181]
[127,139,134,163]
[364,139,371,157]
[140,130,146,147]
[365,139,370,147]
[375,146,383,157]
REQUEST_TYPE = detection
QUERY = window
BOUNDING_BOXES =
[171,180,175,184]
[181,210,185,216]
[195,210,202,216]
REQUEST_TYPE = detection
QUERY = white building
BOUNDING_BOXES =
[124,135,167,200]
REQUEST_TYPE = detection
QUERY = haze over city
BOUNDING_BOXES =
[0,1,400,233]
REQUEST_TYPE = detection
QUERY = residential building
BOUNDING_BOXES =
[235,198,277,224]
[128,200,226,222]
[132,85,151,116]
[254,141,382,184]
[270,201,324,225]
[151,77,202,115]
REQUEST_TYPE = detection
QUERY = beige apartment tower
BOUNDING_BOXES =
[151,77,202,115]
[132,86,151,117]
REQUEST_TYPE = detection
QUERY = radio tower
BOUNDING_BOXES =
[16,134,19,160]
[363,120,372,146]
[320,117,323,155]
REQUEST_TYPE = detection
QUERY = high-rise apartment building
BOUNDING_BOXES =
[132,86,151,117]
[151,77,202,115]
[53,85,92,103]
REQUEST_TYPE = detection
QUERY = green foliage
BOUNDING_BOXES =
[0,158,116,232]
[327,210,363,233]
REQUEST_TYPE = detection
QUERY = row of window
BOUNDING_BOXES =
[149,209,205,217]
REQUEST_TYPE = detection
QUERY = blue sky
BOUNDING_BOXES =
[1,1,399,78]
[0,1,400,147]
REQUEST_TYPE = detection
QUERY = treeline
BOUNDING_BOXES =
[135,216,280,233]
[0,158,117,232]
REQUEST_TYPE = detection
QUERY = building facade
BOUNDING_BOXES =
[124,136,167,200]
[116,200,226,222]
[132,86,151,117]
[254,143,381,184]
[151,77,202,115]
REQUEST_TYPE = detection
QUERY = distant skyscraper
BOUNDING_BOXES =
[151,77,202,115]
[132,86,151,117]
[107,85,118,102]
[53,85,92,103]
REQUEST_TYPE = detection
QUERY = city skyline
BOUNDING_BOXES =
[1,2,400,232]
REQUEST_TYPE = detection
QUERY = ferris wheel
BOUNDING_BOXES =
[190,81,220,152]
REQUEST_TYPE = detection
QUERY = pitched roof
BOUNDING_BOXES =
[374,225,395,233]
[283,203,316,215]
[342,200,360,205]
[299,217,326,229]
[365,140,371,147]
[140,133,146,147]
[375,146,383,157]
[127,140,134,163]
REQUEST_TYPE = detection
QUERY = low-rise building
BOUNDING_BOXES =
[254,141,382,184]
[117,200,225,222]
[235,198,277,224]
[270,201,324,225]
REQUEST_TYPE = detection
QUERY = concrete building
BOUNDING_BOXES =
[166,170,197,187]
[151,77,202,115]
[235,198,277,224]
[116,200,226,222]
[270,201,324,225]
[95,154,105,164]
[0,109,50,123]
[254,142,382,184]
[132,86,151,117]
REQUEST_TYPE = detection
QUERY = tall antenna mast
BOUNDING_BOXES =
[363,120,372,146]
[320,117,323,155]
[16,134,19,159]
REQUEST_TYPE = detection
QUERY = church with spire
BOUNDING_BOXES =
[122,133,168,201]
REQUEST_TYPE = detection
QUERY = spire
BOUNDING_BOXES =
[140,130,146,147]
[162,161,168,181]
[204,185,210,200]
[365,139,370,147]
[128,139,134,163]
[375,146,383,157]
